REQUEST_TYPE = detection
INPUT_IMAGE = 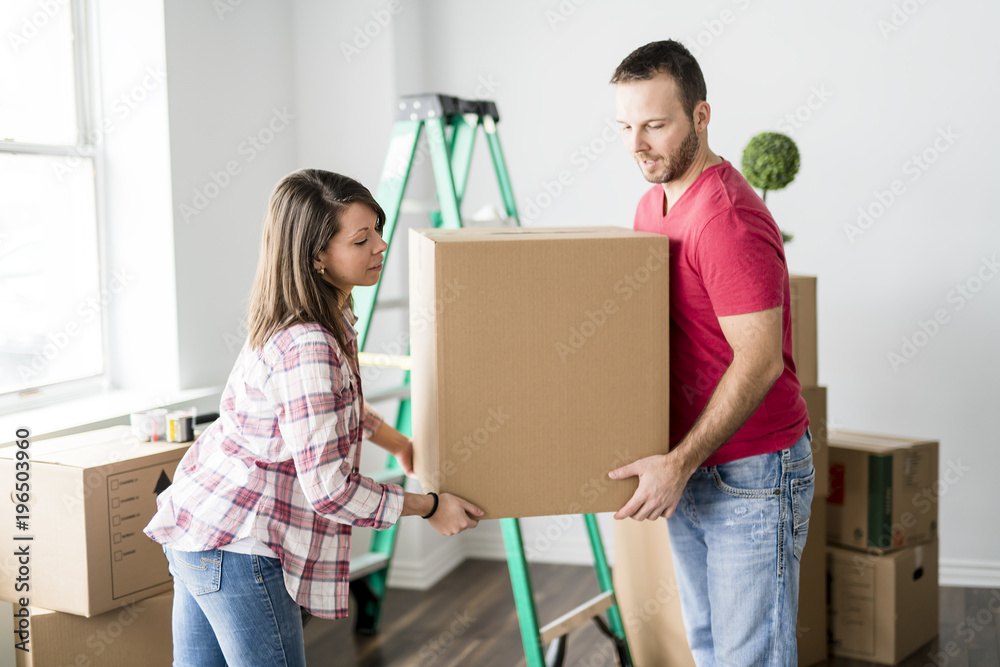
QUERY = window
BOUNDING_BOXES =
[0,0,105,401]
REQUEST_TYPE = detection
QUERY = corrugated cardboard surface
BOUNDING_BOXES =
[801,386,828,498]
[15,590,173,667]
[613,520,693,667]
[0,426,190,616]
[828,541,939,665]
[613,475,829,666]
[409,227,670,518]
[789,275,817,387]
[798,494,828,666]
[826,431,939,553]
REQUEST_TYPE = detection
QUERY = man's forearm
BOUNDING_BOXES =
[671,356,783,473]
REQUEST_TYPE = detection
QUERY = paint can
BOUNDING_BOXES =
[166,410,195,442]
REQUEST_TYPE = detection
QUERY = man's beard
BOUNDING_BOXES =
[638,125,699,184]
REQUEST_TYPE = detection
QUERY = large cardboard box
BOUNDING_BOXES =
[13,590,173,666]
[827,541,939,664]
[613,520,693,667]
[801,386,828,498]
[409,227,670,518]
[826,431,939,553]
[789,275,817,387]
[0,426,190,616]
[613,485,829,666]
[797,493,828,666]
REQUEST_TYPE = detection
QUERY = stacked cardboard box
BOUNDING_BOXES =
[797,384,828,667]
[790,275,828,667]
[14,591,173,667]
[826,430,940,664]
[0,426,188,663]
[613,275,828,666]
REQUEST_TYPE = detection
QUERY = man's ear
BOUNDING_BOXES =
[694,100,711,134]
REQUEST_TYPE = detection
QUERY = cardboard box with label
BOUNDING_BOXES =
[0,426,190,616]
[12,590,173,667]
[789,275,817,387]
[409,227,670,518]
[827,541,938,664]
[826,430,939,552]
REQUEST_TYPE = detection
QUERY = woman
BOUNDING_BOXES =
[144,169,482,666]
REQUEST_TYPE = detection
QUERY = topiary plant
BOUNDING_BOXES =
[741,132,800,244]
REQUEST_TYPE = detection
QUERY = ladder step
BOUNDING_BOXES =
[370,468,406,486]
[364,385,411,403]
[539,590,615,645]
[373,298,408,311]
[401,198,440,214]
[358,352,412,370]
[349,552,391,581]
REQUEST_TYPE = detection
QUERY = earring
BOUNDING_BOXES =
[317,267,325,275]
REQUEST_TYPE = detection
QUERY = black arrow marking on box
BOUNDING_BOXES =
[154,470,172,494]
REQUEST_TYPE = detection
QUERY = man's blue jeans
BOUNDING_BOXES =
[165,547,307,667]
[667,430,815,666]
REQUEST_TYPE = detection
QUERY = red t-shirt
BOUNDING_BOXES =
[633,159,808,466]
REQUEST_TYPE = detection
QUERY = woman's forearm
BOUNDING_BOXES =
[368,420,410,455]
[400,491,435,517]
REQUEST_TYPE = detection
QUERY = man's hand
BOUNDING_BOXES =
[610,453,694,521]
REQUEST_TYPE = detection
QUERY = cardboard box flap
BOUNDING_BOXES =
[419,226,657,243]
[829,430,938,453]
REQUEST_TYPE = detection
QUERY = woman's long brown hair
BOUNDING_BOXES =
[247,169,385,354]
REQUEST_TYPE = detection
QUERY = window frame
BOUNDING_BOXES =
[0,0,112,412]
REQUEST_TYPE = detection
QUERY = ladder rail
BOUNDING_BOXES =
[501,518,547,665]
[353,119,423,346]
[584,514,629,643]
[424,117,464,229]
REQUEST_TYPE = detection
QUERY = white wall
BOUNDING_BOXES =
[163,0,298,389]
[152,0,998,584]
[390,0,999,581]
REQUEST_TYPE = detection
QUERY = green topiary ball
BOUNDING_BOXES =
[741,132,800,195]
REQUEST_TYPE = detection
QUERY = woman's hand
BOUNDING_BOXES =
[368,422,417,479]
[394,439,417,479]
[427,493,483,536]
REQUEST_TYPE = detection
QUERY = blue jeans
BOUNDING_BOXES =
[667,430,815,667]
[165,547,306,667]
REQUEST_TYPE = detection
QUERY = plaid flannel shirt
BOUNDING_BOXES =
[144,312,404,619]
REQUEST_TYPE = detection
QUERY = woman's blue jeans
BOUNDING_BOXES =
[666,429,815,666]
[165,547,306,667]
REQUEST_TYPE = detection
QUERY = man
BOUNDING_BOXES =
[607,40,814,666]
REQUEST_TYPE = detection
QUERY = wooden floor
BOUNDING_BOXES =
[303,559,999,667]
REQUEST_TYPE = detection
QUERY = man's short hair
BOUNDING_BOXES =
[610,40,707,119]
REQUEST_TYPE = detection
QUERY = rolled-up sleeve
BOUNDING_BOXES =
[265,332,403,530]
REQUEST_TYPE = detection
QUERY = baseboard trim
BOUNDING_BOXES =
[940,558,1000,588]
[391,539,1000,591]
[387,540,466,590]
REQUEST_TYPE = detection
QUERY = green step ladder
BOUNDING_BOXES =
[349,93,633,667]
